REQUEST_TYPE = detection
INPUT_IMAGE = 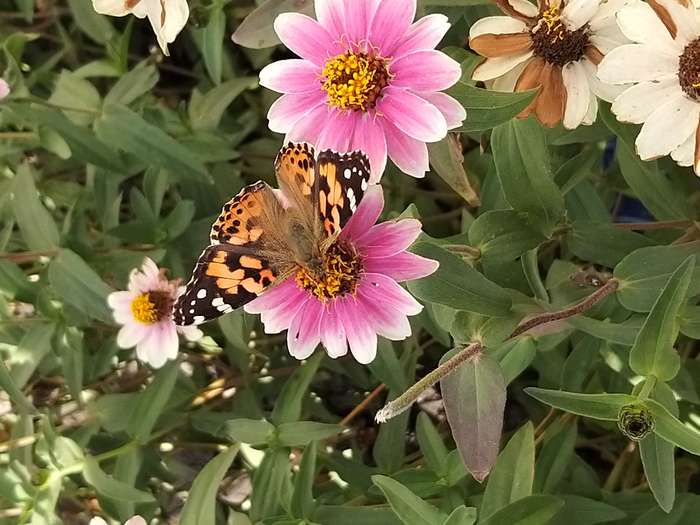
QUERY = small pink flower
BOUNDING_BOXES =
[258,0,465,180]
[108,258,202,368]
[0,79,9,100]
[90,517,146,525]
[244,186,438,364]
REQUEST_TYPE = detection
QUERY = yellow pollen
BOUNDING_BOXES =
[539,5,566,43]
[296,244,362,301]
[321,51,389,111]
[131,293,159,324]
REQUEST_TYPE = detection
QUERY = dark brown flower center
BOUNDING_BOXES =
[679,37,700,100]
[321,51,392,111]
[296,242,363,300]
[530,6,589,66]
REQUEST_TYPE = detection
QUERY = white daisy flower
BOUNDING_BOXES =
[598,0,700,175]
[108,258,202,369]
[90,516,147,525]
[91,0,189,55]
[469,0,628,128]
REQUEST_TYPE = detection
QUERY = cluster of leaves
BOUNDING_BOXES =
[0,0,699,524]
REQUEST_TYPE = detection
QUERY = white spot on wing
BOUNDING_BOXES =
[344,168,352,179]
[197,289,207,299]
[361,179,368,191]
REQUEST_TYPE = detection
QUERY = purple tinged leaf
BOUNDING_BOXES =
[440,351,506,482]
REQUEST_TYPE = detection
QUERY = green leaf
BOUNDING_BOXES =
[629,256,695,382]
[291,441,317,519]
[0,359,35,414]
[442,506,477,525]
[201,3,225,84]
[83,456,155,503]
[566,222,654,268]
[189,77,259,130]
[441,351,506,482]
[220,419,275,445]
[180,445,239,525]
[427,135,480,206]
[57,327,84,405]
[548,495,627,525]
[469,210,546,262]
[481,422,534,521]
[526,388,637,420]
[314,506,402,525]
[480,495,565,525]
[614,242,700,312]
[250,447,291,521]
[276,422,343,447]
[408,242,512,317]
[534,419,577,494]
[646,399,700,455]
[600,103,693,220]
[11,163,60,250]
[48,71,100,125]
[7,103,124,171]
[640,383,677,513]
[48,249,114,323]
[66,0,115,43]
[231,0,314,48]
[448,83,537,132]
[491,117,565,232]
[373,396,410,473]
[566,316,641,346]
[372,475,447,525]
[104,62,159,106]
[416,413,449,476]
[96,103,209,180]
[271,352,323,425]
[127,361,179,443]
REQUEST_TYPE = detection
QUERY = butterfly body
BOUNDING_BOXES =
[174,143,371,326]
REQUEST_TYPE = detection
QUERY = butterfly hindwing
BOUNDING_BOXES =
[210,181,274,246]
[316,149,371,235]
[173,244,278,326]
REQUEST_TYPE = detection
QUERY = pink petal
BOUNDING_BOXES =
[336,297,378,364]
[358,283,412,339]
[357,219,422,257]
[369,0,416,56]
[320,302,348,358]
[377,87,447,143]
[274,13,341,65]
[108,290,135,310]
[245,279,300,313]
[381,119,429,177]
[391,50,461,91]
[416,92,466,130]
[316,109,357,152]
[125,518,147,525]
[259,59,322,94]
[393,14,451,58]
[350,113,388,182]
[267,92,326,134]
[246,280,307,334]
[360,272,423,315]
[136,323,173,369]
[339,185,383,241]
[116,322,148,348]
[363,251,439,282]
[287,298,323,360]
[160,322,179,361]
[344,0,379,45]
[286,104,332,146]
[315,0,345,37]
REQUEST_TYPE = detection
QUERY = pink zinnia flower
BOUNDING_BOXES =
[244,186,438,364]
[258,0,465,180]
[0,79,9,100]
[108,258,202,368]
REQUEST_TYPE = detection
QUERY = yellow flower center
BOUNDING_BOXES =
[540,5,565,42]
[531,3,589,66]
[130,291,172,325]
[321,51,391,111]
[296,242,363,301]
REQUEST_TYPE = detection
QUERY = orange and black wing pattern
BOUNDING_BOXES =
[316,149,372,235]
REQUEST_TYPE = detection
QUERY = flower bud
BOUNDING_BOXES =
[617,404,655,441]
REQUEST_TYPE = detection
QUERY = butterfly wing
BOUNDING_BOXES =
[173,244,279,325]
[316,149,372,235]
[176,182,288,326]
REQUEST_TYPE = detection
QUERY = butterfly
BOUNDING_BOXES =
[173,142,372,326]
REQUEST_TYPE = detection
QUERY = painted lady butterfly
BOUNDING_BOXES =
[173,142,371,326]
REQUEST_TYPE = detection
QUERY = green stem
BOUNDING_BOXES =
[636,376,657,401]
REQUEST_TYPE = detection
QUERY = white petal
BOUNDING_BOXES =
[117,323,148,348]
[616,0,681,55]
[142,0,189,55]
[562,60,591,129]
[89,519,109,525]
[472,51,533,81]
[490,58,528,91]
[91,0,130,16]
[178,325,203,342]
[611,79,682,124]
[509,0,539,17]
[581,57,623,102]
[671,132,695,167]
[597,44,679,84]
[563,0,601,30]
[125,518,147,525]
[652,0,700,46]
[589,0,630,27]
[583,90,599,125]
[635,93,700,160]
[469,16,527,39]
